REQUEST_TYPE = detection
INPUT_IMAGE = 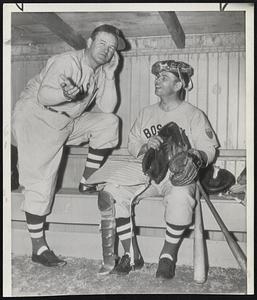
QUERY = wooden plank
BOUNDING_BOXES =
[118,55,132,149]
[67,146,246,158]
[235,160,246,180]
[11,191,101,225]
[159,12,185,49]
[12,229,246,268]
[139,56,150,109]
[149,54,160,105]
[207,52,218,133]
[217,52,229,148]
[197,53,208,112]
[227,52,239,149]
[188,53,198,106]
[12,191,246,232]
[130,56,141,127]
[237,52,246,149]
[28,13,87,50]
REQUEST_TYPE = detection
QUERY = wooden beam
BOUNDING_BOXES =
[159,11,185,49]
[27,12,87,50]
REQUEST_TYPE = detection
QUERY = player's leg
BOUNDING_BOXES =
[97,188,117,275]
[98,183,147,275]
[66,112,119,193]
[156,182,196,279]
[12,105,70,266]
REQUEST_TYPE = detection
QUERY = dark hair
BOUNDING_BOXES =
[171,72,190,101]
[90,24,126,51]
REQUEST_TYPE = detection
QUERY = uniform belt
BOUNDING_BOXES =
[44,106,70,118]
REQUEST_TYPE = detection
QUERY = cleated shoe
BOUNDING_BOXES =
[78,182,97,194]
[110,253,144,275]
[32,250,67,267]
[156,257,176,279]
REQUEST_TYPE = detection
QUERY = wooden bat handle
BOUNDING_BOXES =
[193,185,206,283]
[197,181,247,273]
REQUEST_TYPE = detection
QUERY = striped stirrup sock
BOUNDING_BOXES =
[81,147,111,181]
[160,222,187,261]
[25,212,49,255]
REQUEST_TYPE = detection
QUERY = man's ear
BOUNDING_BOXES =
[175,80,183,91]
[87,37,93,48]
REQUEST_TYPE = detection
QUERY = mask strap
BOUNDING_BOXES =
[177,67,186,89]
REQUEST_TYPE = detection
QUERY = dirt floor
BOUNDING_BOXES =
[11,255,247,296]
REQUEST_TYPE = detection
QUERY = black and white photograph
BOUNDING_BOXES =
[3,2,254,296]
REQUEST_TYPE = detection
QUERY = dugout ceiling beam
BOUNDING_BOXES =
[27,12,87,50]
[159,11,185,49]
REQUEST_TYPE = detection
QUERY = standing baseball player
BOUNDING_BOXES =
[93,60,219,279]
[12,24,126,267]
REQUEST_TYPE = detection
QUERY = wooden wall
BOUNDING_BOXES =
[11,32,246,179]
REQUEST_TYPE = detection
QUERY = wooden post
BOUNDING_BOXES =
[159,11,185,48]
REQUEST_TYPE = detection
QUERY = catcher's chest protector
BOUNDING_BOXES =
[142,121,191,184]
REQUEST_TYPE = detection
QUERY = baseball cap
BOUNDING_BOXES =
[91,24,126,51]
[152,60,194,90]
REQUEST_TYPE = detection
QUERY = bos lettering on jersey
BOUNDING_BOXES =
[143,124,162,139]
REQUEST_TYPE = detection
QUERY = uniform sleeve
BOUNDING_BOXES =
[190,110,220,166]
[127,111,146,158]
[38,55,81,106]
[95,70,117,113]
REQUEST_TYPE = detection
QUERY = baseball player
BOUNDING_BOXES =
[12,24,126,267]
[94,60,219,279]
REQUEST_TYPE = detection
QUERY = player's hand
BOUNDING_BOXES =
[147,136,163,150]
[60,74,83,101]
[103,51,119,80]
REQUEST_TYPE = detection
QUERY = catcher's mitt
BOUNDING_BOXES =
[169,149,203,186]
[142,121,191,184]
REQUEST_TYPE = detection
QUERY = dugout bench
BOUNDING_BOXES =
[11,147,247,279]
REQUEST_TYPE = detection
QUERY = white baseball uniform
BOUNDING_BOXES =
[12,49,119,216]
[91,101,219,225]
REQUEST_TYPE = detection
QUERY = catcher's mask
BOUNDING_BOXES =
[151,60,194,91]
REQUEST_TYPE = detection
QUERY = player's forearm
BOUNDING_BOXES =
[97,79,117,113]
[38,86,67,106]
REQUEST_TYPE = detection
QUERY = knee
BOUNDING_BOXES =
[164,190,196,225]
[103,113,119,128]
[98,190,115,219]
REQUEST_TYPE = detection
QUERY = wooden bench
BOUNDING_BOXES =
[11,147,246,270]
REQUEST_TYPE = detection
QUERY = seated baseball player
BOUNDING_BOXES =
[89,59,219,279]
[12,24,126,267]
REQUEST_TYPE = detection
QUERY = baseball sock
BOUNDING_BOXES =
[25,212,49,256]
[116,217,140,259]
[160,222,188,262]
[81,147,111,182]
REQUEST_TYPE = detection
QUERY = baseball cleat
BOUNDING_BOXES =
[110,253,144,275]
[78,182,97,194]
[32,250,67,267]
[156,257,176,279]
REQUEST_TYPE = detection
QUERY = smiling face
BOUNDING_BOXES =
[154,71,182,97]
[88,31,118,66]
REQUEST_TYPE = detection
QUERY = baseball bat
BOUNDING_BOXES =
[197,181,247,273]
[193,185,206,283]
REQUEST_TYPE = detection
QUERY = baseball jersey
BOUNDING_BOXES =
[17,49,116,119]
[128,101,219,165]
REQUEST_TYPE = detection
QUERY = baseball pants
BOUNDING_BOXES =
[104,179,196,226]
[12,101,119,216]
